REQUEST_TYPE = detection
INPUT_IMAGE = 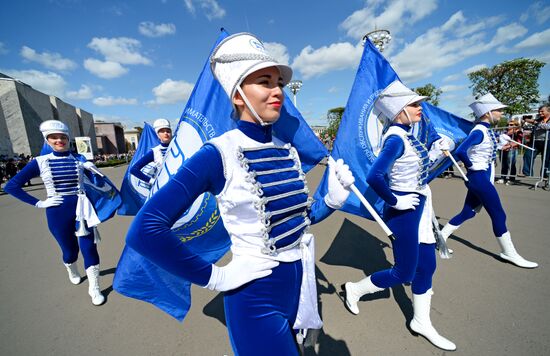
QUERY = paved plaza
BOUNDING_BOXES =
[1,163,549,355]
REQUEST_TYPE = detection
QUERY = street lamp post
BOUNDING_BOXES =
[362,28,392,52]
[287,80,303,108]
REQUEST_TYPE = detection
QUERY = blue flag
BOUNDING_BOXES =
[114,29,326,321]
[417,102,473,182]
[313,39,472,220]
[117,123,160,215]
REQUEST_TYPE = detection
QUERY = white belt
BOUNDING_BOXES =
[292,233,323,330]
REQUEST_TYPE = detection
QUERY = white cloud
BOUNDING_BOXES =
[291,42,362,79]
[490,23,528,47]
[520,2,550,25]
[0,69,66,97]
[328,86,339,93]
[389,12,526,83]
[514,28,550,50]
[20,46,77,71]
[87,37,151,65]
[0,42,8,55]
[94,114,141,129]
[147,79,194,105]
[464,64,487,74]
[533,50,550,63]
[184,0,225,20]
[66,84,94,100]
[84,58,129,79]
[440,84,467,93]
[443,73,461,82]
[339,0,438,41]
[264,42,289,65]
[93,96,138,106]
[139,22,176,37]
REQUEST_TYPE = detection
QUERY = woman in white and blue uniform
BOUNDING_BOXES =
[125,33,354,356]
[130,119,172,185]
[343,81,456,351]
[440,93,538,268]
[4,120,106,305]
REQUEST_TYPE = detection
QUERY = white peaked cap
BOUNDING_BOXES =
[374,80,427,121]
[40,120,69,139]
[153,118,171,132]
[469,93,508,118]
[210,32,293,100]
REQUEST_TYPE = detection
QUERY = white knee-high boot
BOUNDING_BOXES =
[440,223,459,241]
[85,265,105,306]
[496,232,538,268]
[343,276,384,315]
[440,223,459,254]
[64,262,81,285]
[410,289,456,351]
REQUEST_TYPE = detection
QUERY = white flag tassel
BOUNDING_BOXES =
[432,210,451,259]
[93,226,101,244]
[442,150,468,182]
[75,193,102,238]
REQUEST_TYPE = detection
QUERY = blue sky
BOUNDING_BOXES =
[1,0,549,129]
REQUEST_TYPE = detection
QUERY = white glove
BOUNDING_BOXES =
[204,255,279,292]
[148,177,155,185]
[434,138,450,152]
[391,193,420,210]
[81,161,104,177]
[324,158,355,209]
[499,134,511,145]
[35,196,63,208]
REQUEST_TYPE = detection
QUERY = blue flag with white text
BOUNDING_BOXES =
[313,39,472,220]
[117,123,160,215]
[114,29,327,321]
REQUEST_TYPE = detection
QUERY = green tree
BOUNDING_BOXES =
[320,107,344,145]
[468,58,545,115]
[413,83,443,106]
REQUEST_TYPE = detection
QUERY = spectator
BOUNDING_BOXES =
[5,158,17,180]
[521,106,550,178]
[497,120,522,185]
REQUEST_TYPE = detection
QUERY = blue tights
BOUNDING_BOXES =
[449,169,507,237]
[45,195,100,269]
[371,194,437,295]
[224,260,302,356]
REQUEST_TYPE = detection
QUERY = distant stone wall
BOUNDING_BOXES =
[0,75,97,157]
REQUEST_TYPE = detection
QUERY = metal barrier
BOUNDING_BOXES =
[493,122,550,191]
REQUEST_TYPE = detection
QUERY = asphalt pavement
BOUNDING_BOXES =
[1,163,549,356]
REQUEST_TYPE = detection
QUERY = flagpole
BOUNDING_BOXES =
[349,184,395,240]
[500,136,535,151]
[442,150,468,182]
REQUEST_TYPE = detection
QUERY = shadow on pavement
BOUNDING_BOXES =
[203,292,225,326]
[321,218,413,323]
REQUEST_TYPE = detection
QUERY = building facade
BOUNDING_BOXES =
[0,74,98,156]
[94,122,127,155]
[124,129,141,151]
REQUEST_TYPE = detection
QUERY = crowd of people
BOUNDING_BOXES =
[0,32,545,355]
[0,154,34,190]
